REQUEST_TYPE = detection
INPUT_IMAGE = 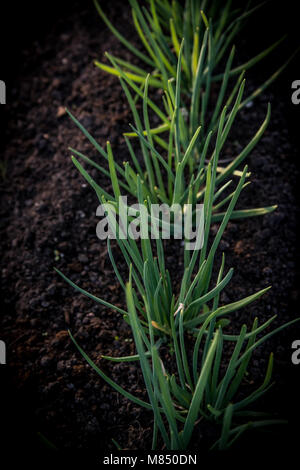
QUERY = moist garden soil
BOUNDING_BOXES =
[0,0,299,463]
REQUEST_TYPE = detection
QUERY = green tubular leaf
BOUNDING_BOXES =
[153,135,169,153]
[182,0,192,78]
[129,124,175,182]
[124,136,144,178]
[54,268,127,316]
[212,315,277,342]
[184,260,207,306]
[171,0,183,36]
[197,129,213,178]
[129,0,169,86]
[212,419,286,450]
[69,147,132,195]
[200,10,209,29]
[180,125,201,169]
[106,52,168,124]
[201,254,226,381]
[124,122,170,138]
[190,28,208,135]
[131,8,160,69]
[69,329,153,410]
[209,45,235,132]
[69,146,110,175]
[240,48,300,109]
[214,0,232,43]
[111,438,122,450]
[219,79,245,151]
[216,167,251,178]
[164,88,174,115]
[235,317,300,369]
[101,338,163,363]
[192,308,220,385]
[213,182,250,211]
[153,277,164,325]
[66,108,125,178]
[170,18,189,79]
[143,75,166,198]
[217,103,271,184]
[207,403,222,418]
[212,179,233,203]
[93,0,154,66]
[151,321,170,336]
[143,26,177,79]
[201,165,248,291]
[101,198,144,276]
[212,423,250,451]
[167,111,175,199]
[211,205,277,222]
[200,24,213,134]
[126,278,171,448]
[182,329,220,448]
[233,352,274,412]
[169,375,192,408]
[219,403,234,450]
[94,61,163,88]
[191,26,199,79]
[185,286,271,330]
[149,0,162,33]
[72,156,113,202]
[212,286,271,319]
[184,267,234,319]
[107,141,121,200]
[143,262,157,322]
[225,70,246,109]
[198,161,212,263]
[227,318,260,401]
[178,268,193,310]
[179,308,194,392]
[143,15,173,64]
[152,348,181,448]
[107,239,125,290]
[108,229,145,291]
[106,55,148,77]
[214,324,247,409]
[124,161,138,193]
[216,2,268,65]
[212,36,286,81]
[119,80,156,196]
[101,353,145,363]
[211,327,223,403]
[174,41,184,167]
[170,302,186,389]
[197,130,223,279]
[115,240,145,296]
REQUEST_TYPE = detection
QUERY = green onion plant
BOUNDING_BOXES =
[67,59,276,220]
[56,98,299,450]
[94,0,295,152]
[55,0,299,452]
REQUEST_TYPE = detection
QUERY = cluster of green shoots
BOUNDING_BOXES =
[56,0,299,451]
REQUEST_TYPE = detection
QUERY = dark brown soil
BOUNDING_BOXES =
[1,0,299,464]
